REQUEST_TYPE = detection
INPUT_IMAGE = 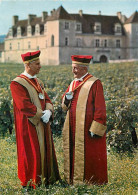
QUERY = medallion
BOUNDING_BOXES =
[38,93,44,99]
[66,91,73,100]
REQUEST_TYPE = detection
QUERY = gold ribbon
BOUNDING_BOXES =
[24,57,39,63]
[19,75,42,93]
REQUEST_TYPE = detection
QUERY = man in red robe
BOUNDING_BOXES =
[10,51,60,190]
[62,55,108,185]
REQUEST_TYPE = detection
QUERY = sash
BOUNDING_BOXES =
[63,76,98,184]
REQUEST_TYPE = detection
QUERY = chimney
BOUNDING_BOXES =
[79,10,83,16]
[12,16,18,26]
[121,15,127,23]
[42,11,48,22]
[28,14,36,25]
[99,11,101,15]
[117,12,127,23]
[117,12,122,20]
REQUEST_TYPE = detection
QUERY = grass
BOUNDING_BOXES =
[0,62,138,194]
[0,134,137,195]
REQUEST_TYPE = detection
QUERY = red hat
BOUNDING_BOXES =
[71,55,93,66]
[21,50,41,63]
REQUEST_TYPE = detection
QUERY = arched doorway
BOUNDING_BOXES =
[100,55,107,63]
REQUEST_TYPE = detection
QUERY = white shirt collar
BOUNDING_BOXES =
[22,71,37,79]
[74,72,88,81]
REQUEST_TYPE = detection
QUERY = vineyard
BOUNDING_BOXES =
[0,62,138,194]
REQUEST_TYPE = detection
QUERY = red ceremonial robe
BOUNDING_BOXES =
[62,74,108,185]
[10,76,60,188]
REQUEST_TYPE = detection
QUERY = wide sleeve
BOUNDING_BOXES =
[10,81,43,120]
[89,80,107,136]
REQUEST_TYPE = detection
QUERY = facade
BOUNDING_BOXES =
[0,43,4,63]
[3,6,138,65]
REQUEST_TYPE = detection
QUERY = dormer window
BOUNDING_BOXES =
[94,22,101,34]
[17,27,21,37]
[35,24,40,35]
[114,23,122,35]
[76,23,82,32]
[65,21,69,30]
[27,25,32,36]
[116,26,121,33]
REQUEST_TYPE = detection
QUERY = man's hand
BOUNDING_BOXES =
[90,131,101,138]
[64,91,73,107]
[41,110,52,123]
[90,132,95,137]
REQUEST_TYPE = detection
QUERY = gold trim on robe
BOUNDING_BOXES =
[89,120,107,137]
[62,76,98,184]
[13,77,54,182]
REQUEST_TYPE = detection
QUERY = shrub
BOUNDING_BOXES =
[106,99,137,153]
[0,98,13,136]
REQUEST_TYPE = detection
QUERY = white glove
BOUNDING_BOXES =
[41,110,52,123]
[90,132,95,137]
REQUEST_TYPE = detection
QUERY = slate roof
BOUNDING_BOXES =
[71,13,125,35]
[7,5,128,37]
[125,11,138,24]
[47,6,73,21]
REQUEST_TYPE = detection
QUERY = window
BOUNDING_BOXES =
[94,22,101,34]
[37,46,39,50]
[35,24,40,35]
[76,38,82,47]
[95,39,100,47]
[27,26,32,36]
[114,23,122,35]
[65,22,69,30]
[17,27,21,36]
[95,25,101,32]
[9,43,12,50]
[51,35,54,46]
[76,23,81,31]
[28,41,31,49]
[116,26,121,33]
[104,40,107,47]
[65,37,69,46]
[116,40,120,48]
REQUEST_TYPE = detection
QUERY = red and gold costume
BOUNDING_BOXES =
[10,51,60,188]
[62,55,108,185]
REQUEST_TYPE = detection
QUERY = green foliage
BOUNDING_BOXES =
[0,99,13,136]
[0,62,137,153]
[106,99,138,153]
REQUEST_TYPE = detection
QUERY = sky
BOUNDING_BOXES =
[0,0,137,35]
